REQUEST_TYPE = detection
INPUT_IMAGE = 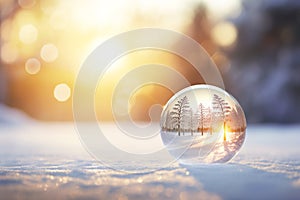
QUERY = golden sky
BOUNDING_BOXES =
[0,0,241,121]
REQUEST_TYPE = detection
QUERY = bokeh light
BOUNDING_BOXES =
[19,24,38,44]
[0,0,241,121]
[25,58,41,75]
[212,22,237,47]
[54,83,71,102]
[40,44,58,63]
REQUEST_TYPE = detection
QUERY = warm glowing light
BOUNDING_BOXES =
[1,0,243,122]
[218,124,226,142]
[19,24,38,44]
[212,22,237,47]
[1,43,18,63]
[40,0,57,14]
[218,123,231,142]
[25,58,41,75]
[54,83,71,102]
[18,0,36,9]
[49,11,67,30]
[202,0,242,19]
[40,44,58,62]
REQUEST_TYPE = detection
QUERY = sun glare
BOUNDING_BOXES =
[19,24,38,44]
[0,0,242,121]
[54,83,71,102]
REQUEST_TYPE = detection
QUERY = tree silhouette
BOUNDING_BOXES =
[170,96,190,136]
[206,107,213,135]
[162,110,171,131]
[227,109,237,132]
[188,108,195,136]
[197,103,206,136]
[212,94,231,141]
[196,105,213,135]
[227,106,246,133]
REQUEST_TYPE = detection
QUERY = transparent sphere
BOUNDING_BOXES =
[160,84,246,164]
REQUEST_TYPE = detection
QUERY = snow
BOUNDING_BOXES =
[0,107,300,199]
[161,130,245,164]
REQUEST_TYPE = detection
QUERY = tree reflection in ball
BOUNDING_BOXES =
[160,84,246,164]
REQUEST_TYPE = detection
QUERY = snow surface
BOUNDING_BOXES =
[161,130,245,164]
[0,106,300,199]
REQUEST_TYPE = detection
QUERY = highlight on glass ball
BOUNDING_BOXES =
[160,84,246,164]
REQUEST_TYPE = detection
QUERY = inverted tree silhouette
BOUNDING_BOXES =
[197,103,206,136]
[161,94,243,141]
[195,104,213,135]
[188,108,196,136]
[170,96,190,136]
[162,110,171,131]
[227,106,246,133]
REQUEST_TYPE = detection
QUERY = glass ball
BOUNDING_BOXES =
[160,84,246,164]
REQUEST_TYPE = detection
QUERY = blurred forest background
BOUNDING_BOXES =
[0,0,299,123]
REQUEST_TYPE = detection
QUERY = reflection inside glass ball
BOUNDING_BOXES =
[160,84,246,164]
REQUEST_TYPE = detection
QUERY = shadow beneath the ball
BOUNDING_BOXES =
[183,163,300,200]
